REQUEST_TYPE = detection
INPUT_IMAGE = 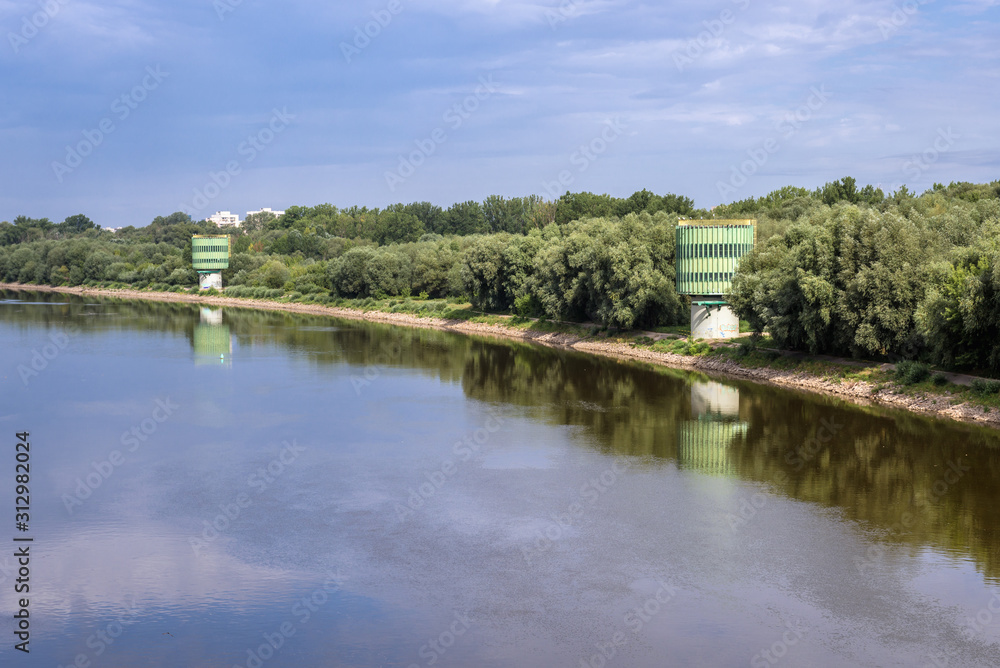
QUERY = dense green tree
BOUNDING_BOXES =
[554,191,616,225]
[440,201,486,235]
[461,233,542,311]
[59,214,97,234]
[816,177,884,207]
[243,210,276,233]
[329,246,412,298]
[915,226,1000,371]
[730,204,935,357]
[259,260,291,289]
[533,213,685,329]
[400,202,445,233]
[371,208,424,245]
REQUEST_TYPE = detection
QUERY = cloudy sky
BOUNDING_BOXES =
[1,0,997,228]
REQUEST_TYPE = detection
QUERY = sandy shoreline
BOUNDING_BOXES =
[5,282,1000,430]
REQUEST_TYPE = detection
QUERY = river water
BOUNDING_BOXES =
[2,290,1000,667]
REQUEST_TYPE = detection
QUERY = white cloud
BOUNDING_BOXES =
[409,0,626,27]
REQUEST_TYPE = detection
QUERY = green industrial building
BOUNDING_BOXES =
[675,219,755,338]
[192,235,230,290]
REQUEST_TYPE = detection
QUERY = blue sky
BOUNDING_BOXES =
[0,0,997,228]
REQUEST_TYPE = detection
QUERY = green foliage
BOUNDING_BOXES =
[930,180,1000,203]
[242,210,276,233]
[513,293,543,317]
[59,214,97,234]
[554,190,696,226]
[329,246,413,298]
[970,379,1000,396]
[461,233,540,311]
[931,373,949,387]
[730,204,937,358]
[712,186,814,218]
[259,260,291,289]
[735,334,764,358]
[532,212,685,329]
[439,200,487,235]
[651,338,711,356]
[894,360,931,385]
[369,206,425,245]
[816,177,885,207]
[915,243,1000,372]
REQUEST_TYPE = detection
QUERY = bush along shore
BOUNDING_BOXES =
[6,282,1000,431]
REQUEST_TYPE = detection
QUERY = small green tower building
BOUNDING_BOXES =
[192,235,230,290]
[675,219,755,338]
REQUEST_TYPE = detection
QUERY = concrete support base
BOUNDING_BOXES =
[691,303,739,339]
[198,272,222,290]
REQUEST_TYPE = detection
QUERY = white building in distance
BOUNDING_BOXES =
[246,207,284,218]
[208,211,241,227]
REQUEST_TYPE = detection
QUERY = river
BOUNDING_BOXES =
[2,289,1000,667]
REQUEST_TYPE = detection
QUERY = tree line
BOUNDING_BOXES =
[3,179,1000,371]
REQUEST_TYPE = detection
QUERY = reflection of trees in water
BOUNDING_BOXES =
[0,289,202,337]
[8,289,1000,580]
[458,340,1000,581]
[459,342,692,458]
[733,390,1000,581]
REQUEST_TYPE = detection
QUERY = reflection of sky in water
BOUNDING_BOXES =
[3,294,1000,666]
[0,298,498,666]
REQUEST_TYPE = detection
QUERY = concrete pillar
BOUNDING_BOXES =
[198,272,222,290]
[691,302,739,339]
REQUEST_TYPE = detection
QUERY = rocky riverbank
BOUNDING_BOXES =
[5,282,1000,430]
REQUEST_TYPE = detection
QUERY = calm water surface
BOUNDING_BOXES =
[2,290,1000,667]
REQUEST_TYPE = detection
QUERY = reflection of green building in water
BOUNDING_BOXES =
[193,307,231,366]
[677,381,747,477]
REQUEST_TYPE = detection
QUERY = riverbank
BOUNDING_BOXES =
[5,282,1000,430]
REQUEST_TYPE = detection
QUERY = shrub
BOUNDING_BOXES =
[970,378,1000,396]
[735,335,761,358]
[689,342,712,356]
[514,293,543,317]
[894,360,932,385]
[931,373,949,386]
[258,261,291,290]
[652,338,711,356]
